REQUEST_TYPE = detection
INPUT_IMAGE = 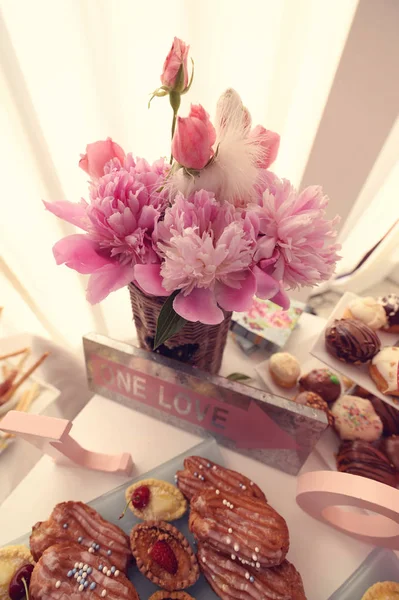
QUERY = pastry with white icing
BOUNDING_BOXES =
[344,296,387,330]
[331,395,383,441]
[369,347,399,397]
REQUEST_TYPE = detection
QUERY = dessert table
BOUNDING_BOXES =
[0,311,378,599]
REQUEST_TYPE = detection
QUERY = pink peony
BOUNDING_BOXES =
[135,190,258,324]
[172,104,216,170]
[161,37,190,92]
[251,177,341,301]
[44,154,169,303]
[79,138,126,179]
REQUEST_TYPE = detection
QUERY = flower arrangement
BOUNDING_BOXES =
[45,37,340,350]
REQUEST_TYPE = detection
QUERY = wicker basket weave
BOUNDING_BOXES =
[128,284,231,374]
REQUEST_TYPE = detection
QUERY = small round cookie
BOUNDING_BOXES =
[122,479,187,522]
[343,296,387,330]
[369,347,399,397]
[378,294,399,333]
[0,545,34,600]
[298,368,341,403]
[361,581,399,599]
[325,319,381,364]
[268,352,300,388]
[331,395,383,441]
[294,391,334,426]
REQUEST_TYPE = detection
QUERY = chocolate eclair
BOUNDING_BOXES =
[325,318,380,364]
[369,396,399,436]
[336,440,396,487]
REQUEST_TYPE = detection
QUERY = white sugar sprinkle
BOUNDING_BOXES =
[102,566,108,574]
[107,570,111,577]
[234,543,240,552]
[114,570,119,577]
[245,572,250,580]
[256,562,260,569]
[55,581,61,589]
[78,585,84,592]
[228,528,233,534]
[255,547,259,553]
[215,489,220,495]
[101,591,107,598]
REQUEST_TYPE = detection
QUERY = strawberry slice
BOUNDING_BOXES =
[150,540,178,575]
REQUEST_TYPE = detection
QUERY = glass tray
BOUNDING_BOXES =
[12,437,223,599]
[328,547,399,599]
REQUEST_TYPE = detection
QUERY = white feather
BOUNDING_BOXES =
[167,88,264,207]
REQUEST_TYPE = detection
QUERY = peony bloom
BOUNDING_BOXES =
[135,190,258,324]
[161,37,190,92]
[45,154,169,303]
[251,177,341,304]
[172,104,216,170]
[167,89,280,207]
[79,138,126,179]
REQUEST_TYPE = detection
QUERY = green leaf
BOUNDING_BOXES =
[227,372,252,382]
[154,292,187,350]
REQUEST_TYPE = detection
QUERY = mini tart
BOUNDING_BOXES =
[125,479,187,521]
[361,581,399,599]
[149,593,196,600]
[130,521,199,591]
[0,545,34,600]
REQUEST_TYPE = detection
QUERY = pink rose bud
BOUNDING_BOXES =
[249,125,280,169]
[172,104,216,170]
[161,37,190,92]
[79,138,125,179]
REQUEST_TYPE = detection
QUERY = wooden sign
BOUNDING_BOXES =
[84,333,327,475]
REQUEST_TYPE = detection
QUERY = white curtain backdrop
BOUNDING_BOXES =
[2,0,396,351]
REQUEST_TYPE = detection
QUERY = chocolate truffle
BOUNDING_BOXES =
[298,368,341,403]
[382,435,399,471]
[325,318,380,364]
[378,293,399,333]
[369,396,399,436]
[294,391,334,426]
[336,440,396,487]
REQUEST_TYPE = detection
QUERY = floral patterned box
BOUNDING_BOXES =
[231,297,305,353]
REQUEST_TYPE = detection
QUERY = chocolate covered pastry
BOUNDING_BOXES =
[369,396,399,436]
[176,456,266,502]
[30,501,131,573]
[382,435,399,471]
[378,294,399,333]
[298,369,341,403]
[336,440,396,487]
[198,544,306,600]
[130,521,199,591]
[30,542,139,600]
[325,319,380,364]
[190,488,289,568]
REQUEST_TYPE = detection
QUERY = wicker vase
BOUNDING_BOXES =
[128,284,231,374]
